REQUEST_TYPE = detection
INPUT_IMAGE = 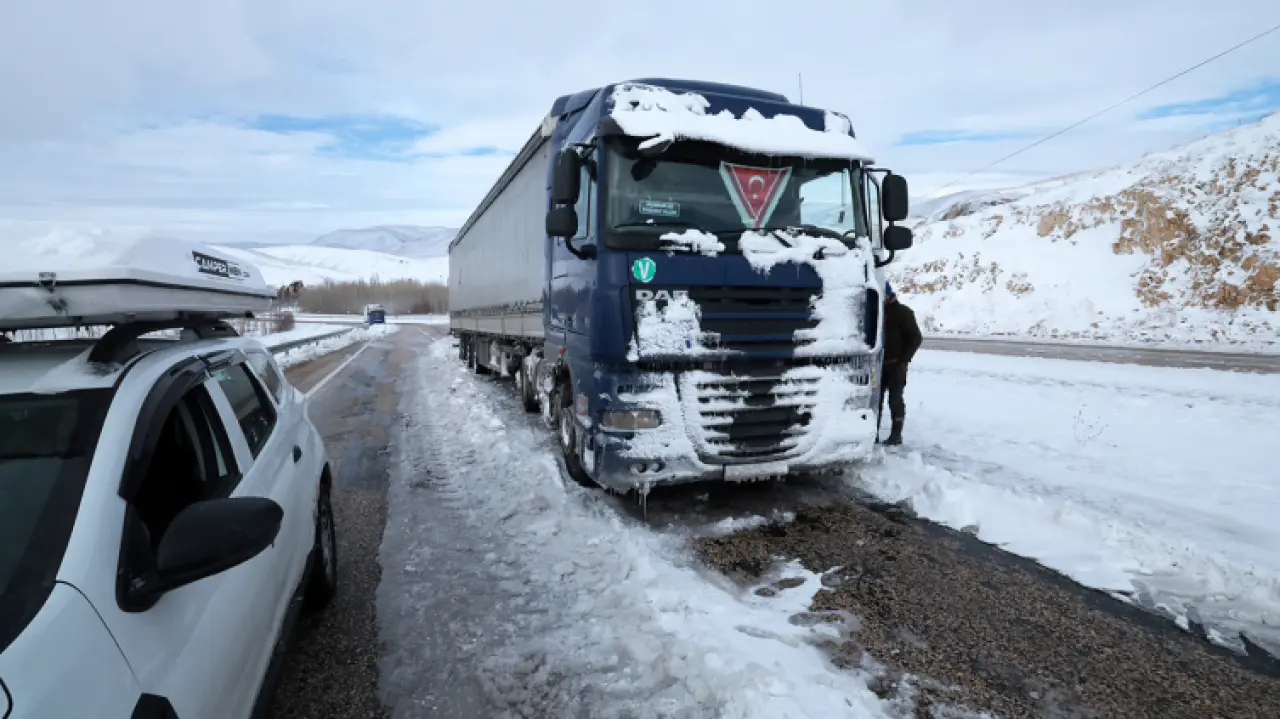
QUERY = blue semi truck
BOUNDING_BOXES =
[449,78,913,491]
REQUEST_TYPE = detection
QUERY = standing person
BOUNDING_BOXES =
[878,282,922,446]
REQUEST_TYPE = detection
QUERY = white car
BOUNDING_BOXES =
[0,317,337,719]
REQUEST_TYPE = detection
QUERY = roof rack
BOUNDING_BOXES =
[85,314,244,366]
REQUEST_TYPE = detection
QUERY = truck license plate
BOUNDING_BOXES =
[724,461,790,480]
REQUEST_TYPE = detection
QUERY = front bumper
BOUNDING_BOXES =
[584,364,879,492]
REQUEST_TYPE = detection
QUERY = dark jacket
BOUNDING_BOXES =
[883,298,923,365]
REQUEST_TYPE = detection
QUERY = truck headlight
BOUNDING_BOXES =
[600,409,662,431]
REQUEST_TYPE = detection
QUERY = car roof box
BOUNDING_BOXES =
[0,228,275,332]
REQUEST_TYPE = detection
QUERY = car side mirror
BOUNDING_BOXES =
[881,173,910,223]
[884,225,913,251]
[550,150,581,205]
[153,497,283,594]
[546,206,580,239]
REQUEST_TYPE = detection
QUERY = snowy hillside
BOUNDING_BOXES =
[310,225,456,259]
[215,244,448,288]
[891,114,1280,349]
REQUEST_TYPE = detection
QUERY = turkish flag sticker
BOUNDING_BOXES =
[720,162,792,229]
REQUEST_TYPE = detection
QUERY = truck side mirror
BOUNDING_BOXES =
[881,173,909,223]
[546,206,579,238]
[884,225,913,251]
[550,150,581,205]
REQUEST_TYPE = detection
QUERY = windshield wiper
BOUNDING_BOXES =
[754,224,852,241]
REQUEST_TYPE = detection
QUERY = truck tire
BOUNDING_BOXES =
[515,362,539,413]
[554,381,596,488]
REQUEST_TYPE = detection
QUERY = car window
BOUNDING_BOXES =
[213,364,277,458]
[246,350,286,404]
[132,385,240,543]
[0,390,111,654]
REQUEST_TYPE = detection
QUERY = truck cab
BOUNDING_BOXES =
[449,78,913,493]
[363,304,386,325]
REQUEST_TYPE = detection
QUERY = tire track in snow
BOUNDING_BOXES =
[378,334,903,719]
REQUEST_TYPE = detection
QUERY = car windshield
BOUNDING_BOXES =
[0,390,110,653]
[602,136,870,252]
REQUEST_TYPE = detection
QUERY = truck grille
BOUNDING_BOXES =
[689,285,817,354]
[679,358,874,464]
[633,285,818,355]
[681,371,817,463]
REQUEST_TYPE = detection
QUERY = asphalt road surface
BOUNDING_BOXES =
[266,327,1280,718]
[926,336,1280,374]
[269,330,411,718]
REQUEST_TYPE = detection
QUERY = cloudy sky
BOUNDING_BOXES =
[1,0,1277,245]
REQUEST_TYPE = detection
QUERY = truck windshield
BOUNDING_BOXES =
[602,137,870,252]
[0,390,110,653]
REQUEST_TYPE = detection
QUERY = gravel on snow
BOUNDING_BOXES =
[697,502,1280,719]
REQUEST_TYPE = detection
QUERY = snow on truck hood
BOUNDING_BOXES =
[608,83,875,162]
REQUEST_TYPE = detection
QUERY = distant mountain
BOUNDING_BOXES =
[309,225,457,259]
[215,244,447,288]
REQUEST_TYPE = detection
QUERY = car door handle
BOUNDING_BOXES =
[293,446,303,463]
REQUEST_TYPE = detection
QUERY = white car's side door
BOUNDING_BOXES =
[203,357,305,710]
[92,353,299,719]
[243,348,320,584]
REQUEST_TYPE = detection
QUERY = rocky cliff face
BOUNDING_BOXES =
[892,114,1280,348]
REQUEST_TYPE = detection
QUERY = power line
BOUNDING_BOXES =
[925,20,1280,197]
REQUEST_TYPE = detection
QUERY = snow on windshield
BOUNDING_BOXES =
[609,83,874,162]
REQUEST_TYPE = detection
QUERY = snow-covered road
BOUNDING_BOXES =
[856,348,1280,657]
[360,329,1278,718]
[378,330,896,718]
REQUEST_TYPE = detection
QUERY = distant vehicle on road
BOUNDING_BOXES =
[0,238,339,719]
[449,77,914,492]
[363,303,386,324]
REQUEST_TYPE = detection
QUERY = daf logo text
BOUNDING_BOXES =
[634,289,689,303]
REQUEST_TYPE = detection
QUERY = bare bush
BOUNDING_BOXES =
[295,278,449,315]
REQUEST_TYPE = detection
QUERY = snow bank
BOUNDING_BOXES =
[257,323,345,345]
[854,348,1280,657]
[609,83,874,161]
[379,336,896,717]
[891,113,1280,350]
[216,243,448,287]
[273,324,397,369]
[293,313,448,326]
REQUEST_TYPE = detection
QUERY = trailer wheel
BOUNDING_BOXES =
[554,381,596,488]
[515,361,539,413]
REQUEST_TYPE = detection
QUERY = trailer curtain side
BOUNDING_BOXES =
[448,134,549,340]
